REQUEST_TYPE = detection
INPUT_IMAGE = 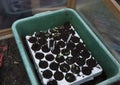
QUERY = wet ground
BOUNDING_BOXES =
[0,38,30,85]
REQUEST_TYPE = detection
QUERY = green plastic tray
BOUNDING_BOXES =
[12,8,120,85]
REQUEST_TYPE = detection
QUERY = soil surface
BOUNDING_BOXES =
[0,38,30,85]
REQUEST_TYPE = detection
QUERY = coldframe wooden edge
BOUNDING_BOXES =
[111,0,120,11]
[67,0,76,9]
[104,0,120,20]
[0,28,13,40]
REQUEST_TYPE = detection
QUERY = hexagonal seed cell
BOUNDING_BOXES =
[25,22,103,85]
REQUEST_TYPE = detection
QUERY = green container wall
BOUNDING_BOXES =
[12,8,120,85]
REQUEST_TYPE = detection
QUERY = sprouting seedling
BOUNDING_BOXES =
[54,33,60,37]
[53,27,57,30]
[72,64,75,68]
[76,67,79,70]
[45,33,49,37]
[53,27,59,33]
[67,76,70,79]
[63,67,66,70]
[63,67,68,72]
[72,65,75,68]
[65,51,70,55]
[57,54,61,58]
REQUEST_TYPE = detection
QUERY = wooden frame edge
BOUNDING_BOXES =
[67,0,76,9]
[0,28,13,40]
[111,0,120,11]
[104,0,120,20]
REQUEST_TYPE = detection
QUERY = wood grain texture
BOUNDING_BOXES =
[104,0,120,20]
[67,0,76,9]
[111,0,120,11]
[0,28,13,40]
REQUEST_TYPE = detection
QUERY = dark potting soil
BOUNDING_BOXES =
[66,41,75,50]
[31,43,41,51]
[61,48,70,56]
[35,31,47,39]
[57,40,65,48]
[41,44,50,53]
[49,28,59,34]
[60,63,70,73]
[65,73,76,82]
[28,36,37,43]
[69,29,75,35]
[38,38,47,45]
[86,58,97,68]
[53,34,61,40]
[66,57,75,65]
[80,50,90,59]
[76,57,85,66]
[71,47,81,57]
[54,71,64,81]
[35,52,44,59]
[49,62,59,71]
[43,69,53,79]
[71,64,80,74]
[45,54,54,61]
[61,33,69,42]
[76,42,86,51]
[47,79,58,85]
[39,60,48,69]
[63,22,71,29]
[71,36,80,43]
[55,55,65,63]
[51,48,60,55]
[82,66,92,75]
